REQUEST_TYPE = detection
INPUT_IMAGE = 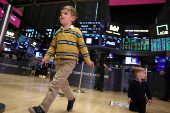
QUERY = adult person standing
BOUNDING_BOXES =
[96,52,111,92]
[159,50,170,101]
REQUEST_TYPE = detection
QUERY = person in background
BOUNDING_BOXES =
[96,52,111,92]
[159,50,170,101]
[128,67,152,113]
[28,6,94,113]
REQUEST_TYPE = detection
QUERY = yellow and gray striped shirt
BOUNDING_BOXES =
[44,25,90,63]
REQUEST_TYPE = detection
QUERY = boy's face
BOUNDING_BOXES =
[137,71,146,79]
[166,51,170,57]
[59,9,75,26]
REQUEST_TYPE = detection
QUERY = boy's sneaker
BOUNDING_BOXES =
[28,106,45,113]
[0,103,5,113]
[67,98,75,111]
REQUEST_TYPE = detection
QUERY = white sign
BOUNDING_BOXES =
[109,25,119,32]
[156,24,168,35]
[5,31,15,38]
[125,30,149,32]
[106,41,115,45]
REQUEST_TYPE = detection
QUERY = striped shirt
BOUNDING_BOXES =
[44,25,90,63]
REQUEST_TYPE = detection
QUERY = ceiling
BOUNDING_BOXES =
[109,3,165,25]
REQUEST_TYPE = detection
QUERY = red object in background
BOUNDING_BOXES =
[109,0,166,6]
[0,0,22,28]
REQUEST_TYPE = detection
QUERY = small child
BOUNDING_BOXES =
[128,67,152,113]
[28,6,94,113]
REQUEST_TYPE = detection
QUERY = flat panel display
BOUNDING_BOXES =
[101,35,121,49]
[125,57,139,65]
[151,37,170,51]
[36,52,43,57]
[150,21,170,38]
[124,25,150,36]
[122,36,150,51]
[83,34,99,46]
[79,22,100,34]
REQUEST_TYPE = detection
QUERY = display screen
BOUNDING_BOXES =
[109,0,166,6]
[0,0,22,27]
[156,56,169,71]
[16,35,31,51]
[4,48,12,52]
[79,22,100,34]
[83,34,99,46]
[122,36,150,51]
[150,22,170,38]
[27,46,34,54]
[155,56,159,63]
[25,29,34,38]
[3,38,16,48]
[151,37,170,51]
[101,35,121,49]
[17,35,32,44]
[157,56,168,64]
[107,53,114,58]
[125,57,139,65]
[156,64,165,71]
[36,52,43,57]
[124,25,150,36]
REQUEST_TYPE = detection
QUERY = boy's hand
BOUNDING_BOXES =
[42,59,48,66]
[87,61,94,69]
[148,100,152,105]
[159,71,165,75]
[128,98,132,104]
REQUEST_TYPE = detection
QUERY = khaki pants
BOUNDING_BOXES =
[40,59,76,112]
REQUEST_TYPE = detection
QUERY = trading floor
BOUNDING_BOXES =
[0,74,170,113]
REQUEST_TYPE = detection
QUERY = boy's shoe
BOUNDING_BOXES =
[0,103,5,113]
[67,98,75,111]
[28,106,45,113]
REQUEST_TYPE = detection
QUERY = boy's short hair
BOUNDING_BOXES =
[62,6,78,23]
[134,67,145,76]
[167,50,170,53]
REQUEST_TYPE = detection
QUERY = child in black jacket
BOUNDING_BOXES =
[128,67,152,113]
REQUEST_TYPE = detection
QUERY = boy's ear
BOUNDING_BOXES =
[71,16,76,22]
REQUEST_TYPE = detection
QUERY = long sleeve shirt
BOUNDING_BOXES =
[128,79,152,102]
[44,25,90,63]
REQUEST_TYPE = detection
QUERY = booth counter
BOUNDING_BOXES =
[0,57,31,76]
[50,63,122,91]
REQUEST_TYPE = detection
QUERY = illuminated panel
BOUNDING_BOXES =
[122,36,150,51]
[109,0,166,6]
[151,37,170,51]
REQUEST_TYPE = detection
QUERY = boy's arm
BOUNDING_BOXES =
[76,30,90,64]
[44,34,58,60]
[145,82,152,100]
[128,81,133,98]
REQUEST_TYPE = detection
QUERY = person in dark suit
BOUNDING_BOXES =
[96,52,111,92]
[159,50,170,101]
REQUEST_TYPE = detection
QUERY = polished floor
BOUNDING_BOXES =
[0,73,170,113]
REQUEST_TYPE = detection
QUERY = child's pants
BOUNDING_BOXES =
[40,59,76,112]
[129,101,146,113]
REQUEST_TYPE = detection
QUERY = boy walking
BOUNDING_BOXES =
[128,67,152,113]
[28,6,94,113]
